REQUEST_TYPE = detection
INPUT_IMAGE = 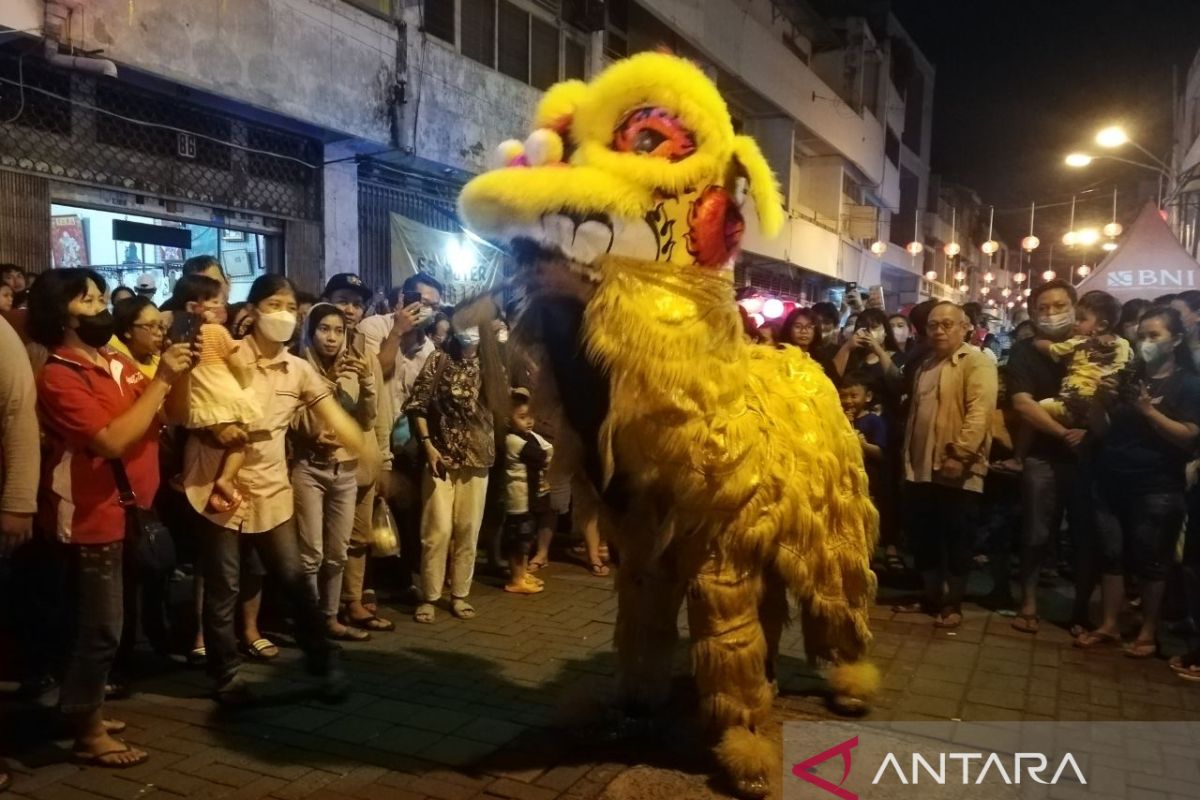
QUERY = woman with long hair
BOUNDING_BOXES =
[1077,307,1200,657]
[30,269,194,766]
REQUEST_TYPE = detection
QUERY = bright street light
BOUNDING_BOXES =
[1065,153,1094,167]
[1096,126,1129,148]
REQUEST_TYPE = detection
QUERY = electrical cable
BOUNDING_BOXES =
[0,73,320,169]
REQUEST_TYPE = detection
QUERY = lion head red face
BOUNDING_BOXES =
[458,52,783,275]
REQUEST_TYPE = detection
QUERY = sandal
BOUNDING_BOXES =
[414,603,436,624]
[1073,630,1120,649]
[1169,653,1200,681]
[588,561,611,578]
[71,742,149,769]
[1124,639,1157,659]
[450,598,476,620]
[327,626,370,642]
[504,581,544,594]
[344,614,395,632]
[934,612,963,629]
[242,638,279,660]
[187,646,206,667]
[1010,614,1040,634]
[361,590,378,614]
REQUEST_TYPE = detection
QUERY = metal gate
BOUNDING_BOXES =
[357,160,462,292]
[0,54,322,222]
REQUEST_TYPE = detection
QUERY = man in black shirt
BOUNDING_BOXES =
[1007,280,1095,634]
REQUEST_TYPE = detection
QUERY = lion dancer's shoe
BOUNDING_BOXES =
[826,659,882,717]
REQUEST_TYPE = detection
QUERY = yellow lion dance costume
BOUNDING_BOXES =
[458,52,879,797]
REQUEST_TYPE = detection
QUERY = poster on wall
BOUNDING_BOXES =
[51,215,89,269]
[388,213,502,304]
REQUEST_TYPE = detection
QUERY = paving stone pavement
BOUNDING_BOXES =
[4,563,1200,800]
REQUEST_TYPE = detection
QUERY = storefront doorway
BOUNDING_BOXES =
[49,185,283,302]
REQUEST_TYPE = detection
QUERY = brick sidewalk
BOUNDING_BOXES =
[4,564,1200,800]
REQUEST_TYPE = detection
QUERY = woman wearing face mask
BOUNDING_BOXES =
[29,269,194,767]
[1076,307,1200,658]
[405,323,503,624]
[889,314,914,364]
[175,274,372,703]
[833,308,904,570]
[290,304,376,642]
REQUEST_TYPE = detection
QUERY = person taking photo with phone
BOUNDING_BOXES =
[404,323,501,624]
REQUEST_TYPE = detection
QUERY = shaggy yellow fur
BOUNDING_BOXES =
[828,660,883,699]
[458,53,878,799]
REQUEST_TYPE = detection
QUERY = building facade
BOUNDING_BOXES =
[0,0,948,307]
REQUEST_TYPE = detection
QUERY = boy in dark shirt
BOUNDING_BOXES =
[840,372,887,506]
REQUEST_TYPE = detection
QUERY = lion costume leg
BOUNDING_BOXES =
[688,556,776,798]
[613,546,688,714]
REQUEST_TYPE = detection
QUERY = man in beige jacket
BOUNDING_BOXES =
[899,301,998,628]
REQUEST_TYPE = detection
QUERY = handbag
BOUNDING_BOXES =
[110,458,176,574]
[369,496,400,558]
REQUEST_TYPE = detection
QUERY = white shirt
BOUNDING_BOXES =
[357,315,436,426]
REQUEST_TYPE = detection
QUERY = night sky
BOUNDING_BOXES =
[891,0,1200,247]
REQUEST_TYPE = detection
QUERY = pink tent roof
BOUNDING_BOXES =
[1076,202,1200,302]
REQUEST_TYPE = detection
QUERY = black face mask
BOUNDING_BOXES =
[75,309,115,348]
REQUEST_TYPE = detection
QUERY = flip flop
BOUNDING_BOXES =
[588,562,610,578]
[242,638,279,660]
[934,612,963,629]
[504,581,544,594]
[1124,639,1157,659]
[1074,630,1120,649]
[1010,614,1040,634]
[187,646,206,667]
[1169,654,1200,681]
[523,573,545,588]
[71,742,149,769]
[328,627,370,642]
[345,614,395,632]
[450,598,476,620]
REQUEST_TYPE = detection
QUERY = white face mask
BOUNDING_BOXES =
[455,326,481,347]
[1037,309,1076,338]
[256,309,297,343]
[891,325,909,344]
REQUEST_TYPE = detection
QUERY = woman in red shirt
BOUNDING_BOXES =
[30,269,193,769]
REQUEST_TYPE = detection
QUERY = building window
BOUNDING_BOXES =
[450,0,588,89]
[498,1,530,83]
[885,127,900,167]
[461,0,496,68]
[423,0,455,43]
[340,0,394,19]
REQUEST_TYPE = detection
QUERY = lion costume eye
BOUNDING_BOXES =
[613,106,696,161]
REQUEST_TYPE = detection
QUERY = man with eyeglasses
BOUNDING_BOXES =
[897,302,997,629]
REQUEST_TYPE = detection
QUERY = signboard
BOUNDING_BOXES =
[389,213,502,304]
[51,214,89,269]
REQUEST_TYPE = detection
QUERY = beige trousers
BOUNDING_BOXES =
[419,466,489,602]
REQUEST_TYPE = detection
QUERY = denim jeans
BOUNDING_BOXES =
[292,459,359,617]
[1093,482,1185,582]
[200,517,334,685]
[60,543,124,715]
